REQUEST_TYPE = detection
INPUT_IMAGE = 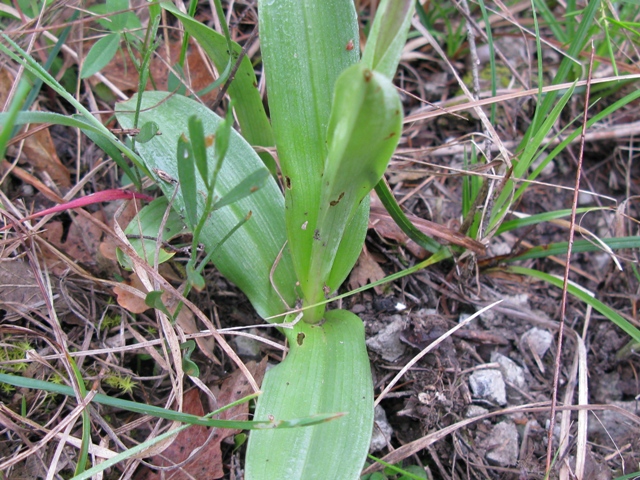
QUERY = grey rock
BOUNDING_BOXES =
[579,191,595,205]
[482,421,519,467]
[370,405,393,452]
[366,315,407,362]
[587,400,640,443]
[522,327,553,358]
[531,153,555,177]
[233,330,262,359]
[593,371,621,403]
[491,352,526,390]
[465,405,489,418]
[469,369,507,405]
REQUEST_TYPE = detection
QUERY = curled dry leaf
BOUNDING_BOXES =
[112,272,149,314]
[43,211,104,267]
[348,247,386,295]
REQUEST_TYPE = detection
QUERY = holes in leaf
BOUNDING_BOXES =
[329,192,345,207]
[296,332,305,346]
[284,176,292,189]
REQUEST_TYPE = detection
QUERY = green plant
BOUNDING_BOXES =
[112,1,414,477]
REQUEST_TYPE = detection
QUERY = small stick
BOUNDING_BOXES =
[545,42,596,474]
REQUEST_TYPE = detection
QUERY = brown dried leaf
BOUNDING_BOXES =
[42,212,104,266]
[96,40,218,102]
[113,272,149,314]
[0,260,44,313]
[348,248,386,294]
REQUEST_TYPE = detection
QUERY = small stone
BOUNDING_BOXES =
[351,304,365,314]
[491,352,526,389]
[233,330,262,359]
[482,421,519,466]
[370,405,393,452]
[587,400,640,443]
[522,328,553,358]
[469,369,507,405]
[531,153,555,177]
[366,315,407,362]
[465,405,489,418]
[578,191,595,205]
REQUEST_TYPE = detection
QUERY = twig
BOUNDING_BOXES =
[545,42,595,474]
[210,26,259,111]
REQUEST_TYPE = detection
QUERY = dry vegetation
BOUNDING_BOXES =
[0,0,639,479]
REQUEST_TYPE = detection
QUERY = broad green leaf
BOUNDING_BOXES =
[246,309,374,480]
[160,2,276,172]
[89,0,142,32]
[303,65,403,315]
[116,92,296,319]
[259,0,361,314]
[361,0,414,79]
[118,197,188,269]
[81,33,121,79]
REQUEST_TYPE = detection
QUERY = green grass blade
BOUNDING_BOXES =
[212,169,270,211]
[0,79,30,159]
[495,207,605,235]
[504,236,640,261]
[491,82,577,223]
[0,111,144,187]
[375,180,441,253]
[0,35,148,180]
[505,266,640,344]
[0,373,339,430]
[177,135,199,229]
[116,92,296,319]
[66,356,90,476]
[246,310,373,480]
